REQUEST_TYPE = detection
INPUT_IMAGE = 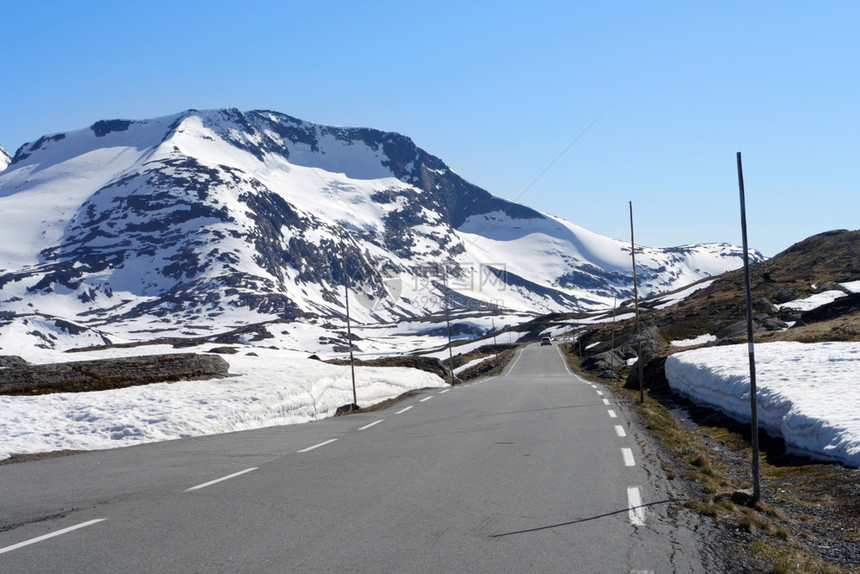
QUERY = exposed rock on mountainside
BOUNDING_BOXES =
[0,145,11,172]
[0,108,760,349]
[571,229,860,383]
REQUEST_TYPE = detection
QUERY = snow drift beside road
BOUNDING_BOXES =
[665,342,860,467]
[0,348,446,460]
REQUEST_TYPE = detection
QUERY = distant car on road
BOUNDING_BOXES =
[540,337,552,346]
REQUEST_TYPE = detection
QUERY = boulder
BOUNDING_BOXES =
[716,319,764,340]
[624,355,670,392]
[773,288,801,304]
[582,350,625,372]
[778,307,802,322]
[752,297,777,314]
[207,346,238,354]
[814,280,851,295]
[611,325,666,363]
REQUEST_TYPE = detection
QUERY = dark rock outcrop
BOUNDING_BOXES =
[716,314,788,341]
[801,292,860,324]
[624,355,670,392]
[582,349,625,372]
[814,280,851,295]
[773,288,801,304]
[0,353,229,395]
[0,355,28,368]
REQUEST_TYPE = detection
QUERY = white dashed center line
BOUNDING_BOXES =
[621,448,636,467]
[607,409,617,418]
[0,519,106,556]
[185,467,258,492]
[419,396,433,402]
[614,425,627,437]
[627,487,646,525]
[396,406,413,414]
[358,419,383,431]
[298,438,338,453]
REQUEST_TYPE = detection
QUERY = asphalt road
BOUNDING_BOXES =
[0,343,717,573]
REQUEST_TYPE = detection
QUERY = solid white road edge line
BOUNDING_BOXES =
[185,467,259,492]
[297,439,338,453]
[395,406,413,414]
[0,518,107,556]
[615,425,627,437]
[621,448,636,467]
[358,419,383,431]
[627,487,646,525]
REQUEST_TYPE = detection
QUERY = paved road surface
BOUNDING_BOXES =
[0,343,717,572]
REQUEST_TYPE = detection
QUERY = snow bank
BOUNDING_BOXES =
[665,342,860,467]
[0,349,446,459]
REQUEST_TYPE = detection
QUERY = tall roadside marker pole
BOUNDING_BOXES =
[611,297,616,357]
[492,318,498,366]
[629,201,645,404]
[340,238,358,407]
[737,151,761,503]
[443,265,455,386]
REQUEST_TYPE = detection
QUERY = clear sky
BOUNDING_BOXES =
[2,0,857,256]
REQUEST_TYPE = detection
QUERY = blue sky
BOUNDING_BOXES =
[2,0,857,256]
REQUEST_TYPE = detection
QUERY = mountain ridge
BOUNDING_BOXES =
[0,108,761,351]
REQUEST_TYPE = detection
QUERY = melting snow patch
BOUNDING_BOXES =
[670,334,717,347]
[454,356,488,375]
[666,342,860,467]
[0,350,446,459]
[776,290,848,312]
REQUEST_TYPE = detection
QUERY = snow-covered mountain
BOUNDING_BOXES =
[0,109,760,347]
[0,145,11,172]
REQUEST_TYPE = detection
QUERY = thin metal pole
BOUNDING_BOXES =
[629,202,645,404]
[492,318,498,365]
[340,239,358,406]
[443,265,455,386]
[737,152,760,503]
[611,297,616,356]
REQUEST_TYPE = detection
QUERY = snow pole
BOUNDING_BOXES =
[492,318,498,366]
[340,238,358,407]
[611,297,616,358]
[443,265,455,385]
[629,201,645,404]
[737,151,761,503]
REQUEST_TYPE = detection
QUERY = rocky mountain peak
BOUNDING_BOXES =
[0,108,762,349]
[0,145,11,172]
